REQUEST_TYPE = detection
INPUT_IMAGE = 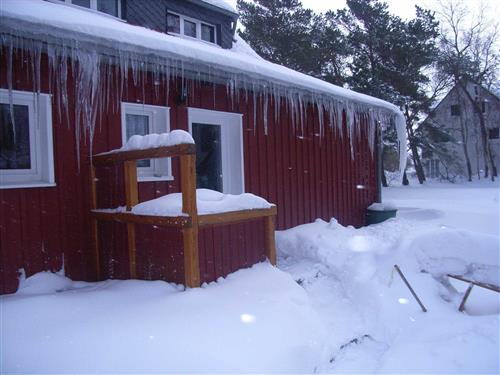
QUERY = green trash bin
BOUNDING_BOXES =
[366,204,397,225]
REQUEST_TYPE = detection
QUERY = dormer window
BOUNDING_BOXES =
[59,0,121,18]
[167,12,217,44]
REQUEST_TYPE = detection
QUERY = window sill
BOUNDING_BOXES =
[138,176,174,183]
[0,182,57,190]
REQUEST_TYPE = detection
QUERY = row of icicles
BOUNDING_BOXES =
[2,34,395,166]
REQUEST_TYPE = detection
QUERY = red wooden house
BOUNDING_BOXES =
[0,0,405,294]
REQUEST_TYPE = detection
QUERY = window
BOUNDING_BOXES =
[481,101,487,113]
[188,108,244,194]
[201,23,216,43]
[488,127,499,140]
[121,102,172,181]
[450,104,460,116]
[166,12,217,44]
[58,0,121,18]
[184,20,197,38]
[0,90,55,189]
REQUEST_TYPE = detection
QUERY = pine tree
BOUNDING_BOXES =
[237,0,347,84]
[336,0,439,184]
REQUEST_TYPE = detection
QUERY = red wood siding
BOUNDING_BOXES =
[0,50,377,294]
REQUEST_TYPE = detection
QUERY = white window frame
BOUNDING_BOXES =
[50,0,122,19]
[0,89,55,189]
[121,102,173,182]
[188,108,244,194]
[166,11,218,45]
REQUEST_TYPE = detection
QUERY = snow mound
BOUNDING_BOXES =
[2,263,324,373]
[277,217,500,287]
[409,228,500,285]
[16,271,77,295]
[132,188,273,216]
[277,218,406,283]
[121,130,194,151]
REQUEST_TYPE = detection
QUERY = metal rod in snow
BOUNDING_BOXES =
[394,264,427,313]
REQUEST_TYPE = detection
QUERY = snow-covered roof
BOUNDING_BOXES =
[199,0,238,15]
[0,0,407,175]
[0,0,399,114]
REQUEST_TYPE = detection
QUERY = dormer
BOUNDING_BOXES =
[124,0,238,49]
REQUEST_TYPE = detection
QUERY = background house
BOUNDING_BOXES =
[421,81,500,179]
[0,0,405,294]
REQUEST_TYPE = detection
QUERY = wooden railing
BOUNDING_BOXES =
[89,143,277,288]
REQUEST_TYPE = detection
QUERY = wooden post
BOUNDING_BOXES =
[89,163,100,279]
[264,215,277,265]
[124,160,138,279]
[180,154,200,288]
[394,265,427,312]
[458,283,474,312]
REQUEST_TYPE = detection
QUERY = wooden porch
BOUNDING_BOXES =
[89,142,277,288]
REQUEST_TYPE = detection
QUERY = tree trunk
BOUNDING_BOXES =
[403,170,409,185]
[381,158,388,187]
[408,130,426,184]
[404,107,425,184]
[456,90,473,181]
[457,82,496,181]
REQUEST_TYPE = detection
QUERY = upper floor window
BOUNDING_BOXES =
[0,89,55,189]
[450,104,460,116]
[60,0,121,18]
[488,127,499,140]
[481,101,487,113]
[167,12,217,44]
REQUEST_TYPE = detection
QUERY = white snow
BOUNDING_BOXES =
[132,188,273,216]
[1,180,498,373]
[120,129,194,151]
[1,263,323,373]
[367,201,397,211]
[278,179,500,373]
[200,0,237,14]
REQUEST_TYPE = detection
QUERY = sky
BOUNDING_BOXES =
[300,0,500,20]
[229,0,500,22]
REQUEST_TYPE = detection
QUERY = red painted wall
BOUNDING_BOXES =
[0,50,377,294]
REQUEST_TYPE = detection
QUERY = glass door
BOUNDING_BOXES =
[192,123,223,192]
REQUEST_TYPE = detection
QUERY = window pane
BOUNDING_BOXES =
[71,0,91,8]
[0,104,31,170]
[489,127,499,140]
[126,113,150,168]
[450,105,460,116]
[184,20,197,38]
[167,13,180,34]
[201,24,215,43]
[192,123,222,192]
[97,0,119,17]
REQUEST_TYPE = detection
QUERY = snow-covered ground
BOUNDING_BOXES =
[1,180,499,373]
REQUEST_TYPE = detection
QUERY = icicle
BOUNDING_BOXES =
[263,89,269,135]
[252,88,257,134]
[6,37,16,141]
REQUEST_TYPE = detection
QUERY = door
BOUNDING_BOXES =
[188,108,244,194]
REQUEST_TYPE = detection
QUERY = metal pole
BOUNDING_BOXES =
[394,264,427,312]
